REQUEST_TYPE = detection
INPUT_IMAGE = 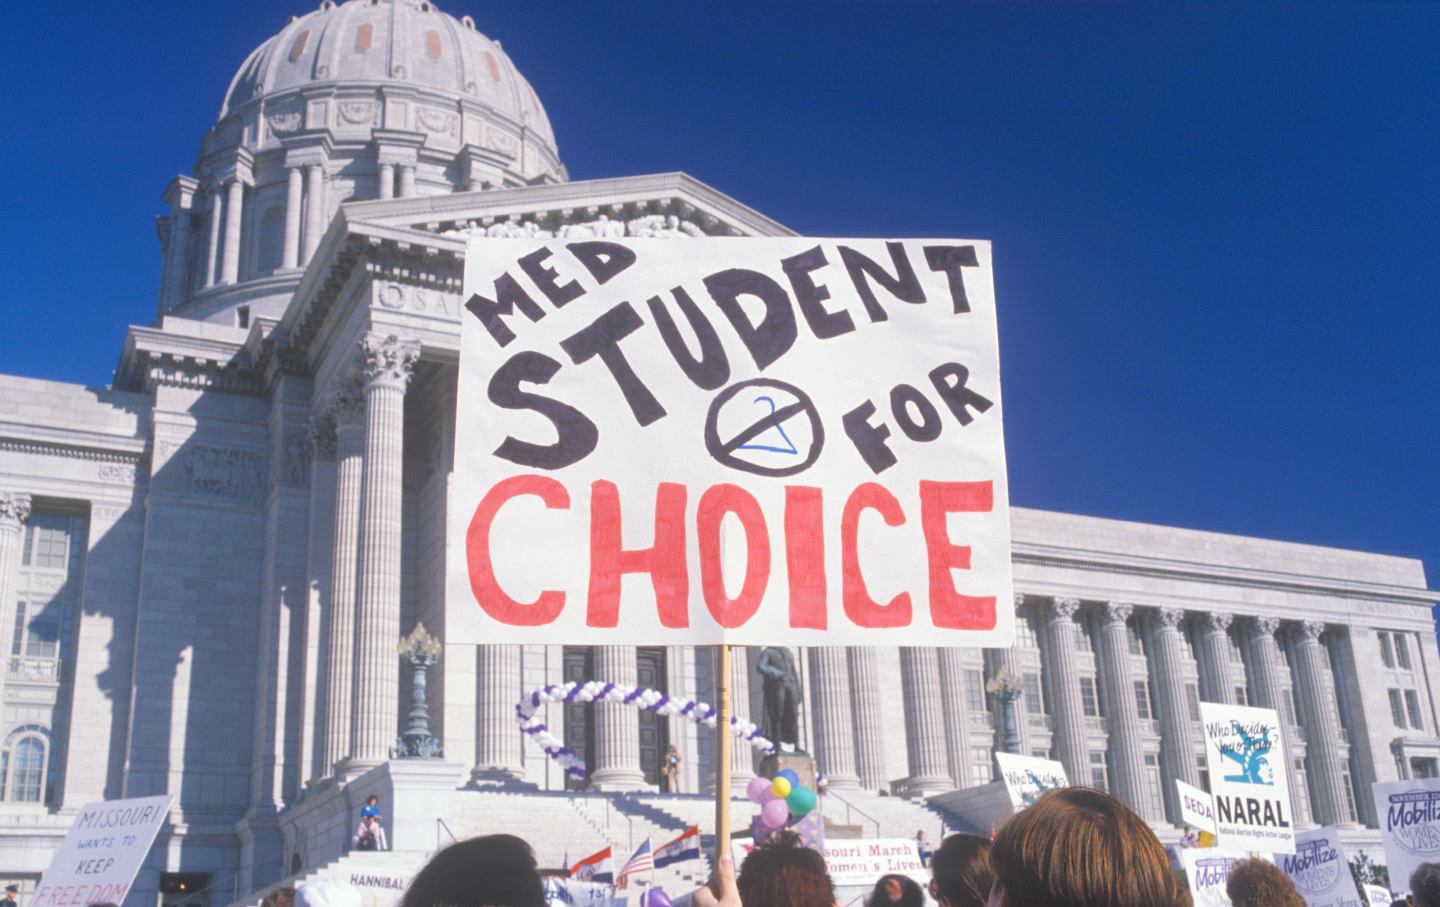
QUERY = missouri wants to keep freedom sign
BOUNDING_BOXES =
[449,238,1012,646]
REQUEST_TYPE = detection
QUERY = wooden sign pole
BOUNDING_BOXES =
[714,643,732,864]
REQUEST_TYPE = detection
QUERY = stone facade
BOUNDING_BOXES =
[1,2,1436,906]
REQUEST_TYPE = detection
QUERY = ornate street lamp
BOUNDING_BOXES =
[986,669,1024,756]
[392,623,443,759]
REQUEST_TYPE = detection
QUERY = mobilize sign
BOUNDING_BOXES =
[449,238,1012,646]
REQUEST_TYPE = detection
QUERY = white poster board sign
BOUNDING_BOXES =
[31,794,173,907]
[451,237,1011,647]
[1178,778,1219,835]
[731,838,925,887]
[1280,827,1363,907]
[1364,884,1393,907]
[1372,777,1440,896]
[1183,849,1269,907]
[545,877,627,907]
[995,752,1068,811]
[1201,703,1296,853]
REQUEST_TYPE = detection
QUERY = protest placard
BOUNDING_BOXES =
[1281,827,1364,907]
[450,238,1011,647]
[731,838,925,887]
[1178,778,1219,836]
[994,752,1068,811]
[1363,884,1393,907]
[1200,703,1296,853]
[1372,777,1440,896]
[1183,849,1276,907]
[31,794,173,907]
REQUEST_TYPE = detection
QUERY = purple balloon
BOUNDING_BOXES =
[746,776,772,804]
[761,797,790,828]
[641,889,673,907]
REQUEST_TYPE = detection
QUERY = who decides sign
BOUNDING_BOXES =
[450,238,1012,646]
[1200,702,1296,853]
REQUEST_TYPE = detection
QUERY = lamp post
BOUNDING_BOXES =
[986,669,1024,756]
[392,623,443,759]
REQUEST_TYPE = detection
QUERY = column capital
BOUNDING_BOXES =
[360,334,419,391]
[281,129,335,167]
[1298,620,1327,642]
[1013,591,1027,612]
[1047,596,1081,621]
[323,377,366,423]
[307,412,337,460]
[1249,616,1281,639]
[1101,601,1133,626]
[163,174,199,213]
[0,492,32,527]
[1154,607,1186,630]
[1203,611,1234,633]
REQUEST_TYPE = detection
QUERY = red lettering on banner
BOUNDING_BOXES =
[783,485,826,629]
[919,479,995,629]
[696,484,770,627]
[841,482,912,627]
[466,475,569,625]
[587,480,689,627]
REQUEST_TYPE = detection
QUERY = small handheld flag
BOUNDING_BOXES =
[617,839,654,887]
[654,826,700,869]
[571,846,615,885]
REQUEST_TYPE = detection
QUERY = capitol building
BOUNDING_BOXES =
[1,2,1435,905]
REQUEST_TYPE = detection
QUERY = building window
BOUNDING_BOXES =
[1144,754,1165,818]
[1016,615,1038,649]
[1413,758,1440,779]
[1396,634,1412,670]
[1390,689,1408,728]
[1293,758,1311,821]
[236,305,250,329]
[1023,673,1045,715]
[1406,690,1424,731]
[1127,622,1143,656]
[970,747,993,786]
[1134,680,1153,720]
[1380,632,1396,669]
[1090,752,1108,792]
[1076,623,1094,653]
[1186,683,1201,722]
[1234,685,1248,707]
[1032,749,1050,760]
[1199,767,1210,793]
[1341,770,1358,823]
[1283,689,1299,728]
[1,727,50,803]
[1080,677,1100,717]
[964,670,985,713]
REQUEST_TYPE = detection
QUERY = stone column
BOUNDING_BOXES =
[937,648,973,790]
[729,649,755,788]
[322,383,364,772]
[1095,602,1150,817]
[303,163,326,263]
[282,166,303,270]
[1150,608,1199,820]
[399,164,417,198]
[0,493,32,706]
[848,646,889,791]
[204,185,223,288]
[901,647,953,794]
[220,178,244,285]
[1197,612,1236,705]
[807,647,859,789]
[349,334,418,765]
[473,644,523,778]
[1245,617,1308,824]
[378,162,395,201]
[1039,596,1088,784]
[1293,621,1351,825]
[591,645,647,789]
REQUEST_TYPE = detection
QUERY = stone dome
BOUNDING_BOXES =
[219,0,556,152]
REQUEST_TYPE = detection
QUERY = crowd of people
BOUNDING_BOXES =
[261,786,1432,907]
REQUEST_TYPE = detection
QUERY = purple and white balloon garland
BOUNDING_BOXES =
[516,680,776,782]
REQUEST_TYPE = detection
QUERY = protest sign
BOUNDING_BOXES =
[1200,703,1296,853]
[1183,849,1259,907]
[995,752,1068,811]
[1372,777,1440,896]
[31,794,173,907]
[1363,884,1392,907]
[545,877,627,907]
[1281,827,1364,907]
[450,237,1011,647]
[1178,778,1219,836]
[731,838,925,887]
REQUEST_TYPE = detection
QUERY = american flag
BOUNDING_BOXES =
[616,839,654,887]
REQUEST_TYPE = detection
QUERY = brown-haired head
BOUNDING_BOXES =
[1226,859,1305,907]
[930,834,994,907]
[989,787,1180,907]
[737,831,835,907]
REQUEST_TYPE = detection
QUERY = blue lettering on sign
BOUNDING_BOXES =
[1217,720,1275,785]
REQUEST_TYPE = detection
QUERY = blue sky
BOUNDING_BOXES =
[4,1,1437,585]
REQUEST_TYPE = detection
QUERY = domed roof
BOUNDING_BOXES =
[221,0,555,148]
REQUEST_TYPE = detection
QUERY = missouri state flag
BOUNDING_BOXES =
[571,846,615,885]
[654,826,700,868]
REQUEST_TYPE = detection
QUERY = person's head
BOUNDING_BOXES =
[399,835,543,907]
[737,831,835,907]
[988,787,1179,907]
[1225,859,1304,907]
[870,875,924,907]
[366,795,379,806]
[930,834,993,907]
[1412,865,1440,907]
[260,887,296,907]
[5,887,17,898]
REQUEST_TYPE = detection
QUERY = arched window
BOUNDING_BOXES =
[2,726,51,804]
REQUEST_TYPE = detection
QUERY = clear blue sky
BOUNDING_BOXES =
[5,1,1437,586]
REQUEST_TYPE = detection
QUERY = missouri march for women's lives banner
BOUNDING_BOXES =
[1200,702,1296,854]
[1373,777,1440,896]
[449,238,1012,646]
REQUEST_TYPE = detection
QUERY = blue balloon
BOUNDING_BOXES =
[640,888,673,907]
[776,768,800,786]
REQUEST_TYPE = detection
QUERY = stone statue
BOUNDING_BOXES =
[755,646,802,750]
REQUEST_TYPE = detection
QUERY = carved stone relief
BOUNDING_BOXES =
[416,108,458,138]
[157,441,267,503]
[339,101,378,126]
[268,112,303,137]
[97,462,137,484]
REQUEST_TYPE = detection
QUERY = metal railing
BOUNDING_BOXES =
[822,790,882,838]
[437,817,456,851]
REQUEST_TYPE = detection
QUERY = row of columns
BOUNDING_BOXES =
[0,494,32,709]
[800,594,1355,827]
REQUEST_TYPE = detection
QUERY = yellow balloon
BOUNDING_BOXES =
[771,777,792,798]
